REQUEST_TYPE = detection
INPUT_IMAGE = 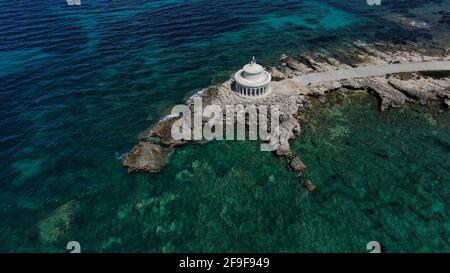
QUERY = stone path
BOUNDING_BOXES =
[298,61,450,86]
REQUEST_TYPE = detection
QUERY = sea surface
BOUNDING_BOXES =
[0,0,449,252]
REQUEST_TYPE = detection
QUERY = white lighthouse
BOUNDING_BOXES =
[234,57,272,99]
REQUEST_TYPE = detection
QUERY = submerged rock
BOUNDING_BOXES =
[122,142,169,173]
[383,15,431,30]
[303,180,317,192]
[289,157,307,172]
[38,200,77,243]
[438,11,450,26]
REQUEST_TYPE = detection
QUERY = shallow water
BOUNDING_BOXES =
[0,0,449,252]
[294,93,450,252]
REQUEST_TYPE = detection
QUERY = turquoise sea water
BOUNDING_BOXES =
[0,0,449,252]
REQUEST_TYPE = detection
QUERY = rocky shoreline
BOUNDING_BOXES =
[123,41,450,174]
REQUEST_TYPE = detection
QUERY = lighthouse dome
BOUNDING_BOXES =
[234,57,272,99]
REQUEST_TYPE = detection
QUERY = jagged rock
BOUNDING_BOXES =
[140,117,186,146]
[38,200,77,243]
[341,79,365,89]
[123,142,168,173]
[337,48,366,67]
[437,86,450,99]
[297,54,327,72]
[359,78,408,111]
[388,78,437,104]
[275,118,301,157]
[326,57,339,66]
[316,81,343,92]
[188,87,219,106]
[282,56,312,74]
[303,180,317,192]
[444,99,450,108]
[290,157,307,172]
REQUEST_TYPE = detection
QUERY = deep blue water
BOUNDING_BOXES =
[0,0,449,252]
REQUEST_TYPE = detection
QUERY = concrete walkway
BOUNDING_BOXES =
[298,61,450,86]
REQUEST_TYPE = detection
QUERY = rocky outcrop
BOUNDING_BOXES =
[361,78,408,111]
[124,41,450,174]
[139,117,186,147]
[275,116,301,157]
[280,54,313,75]
[122,142,169,173]
[289,157,307,172]
[388,77,438,104]
[436,86,450,101]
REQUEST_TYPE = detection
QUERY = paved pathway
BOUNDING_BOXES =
[298,61,450,86]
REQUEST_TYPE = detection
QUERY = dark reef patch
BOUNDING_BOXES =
[419,70,450,79]
[308,35,339,44]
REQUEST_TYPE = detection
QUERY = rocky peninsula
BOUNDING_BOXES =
[123,41,450,174]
